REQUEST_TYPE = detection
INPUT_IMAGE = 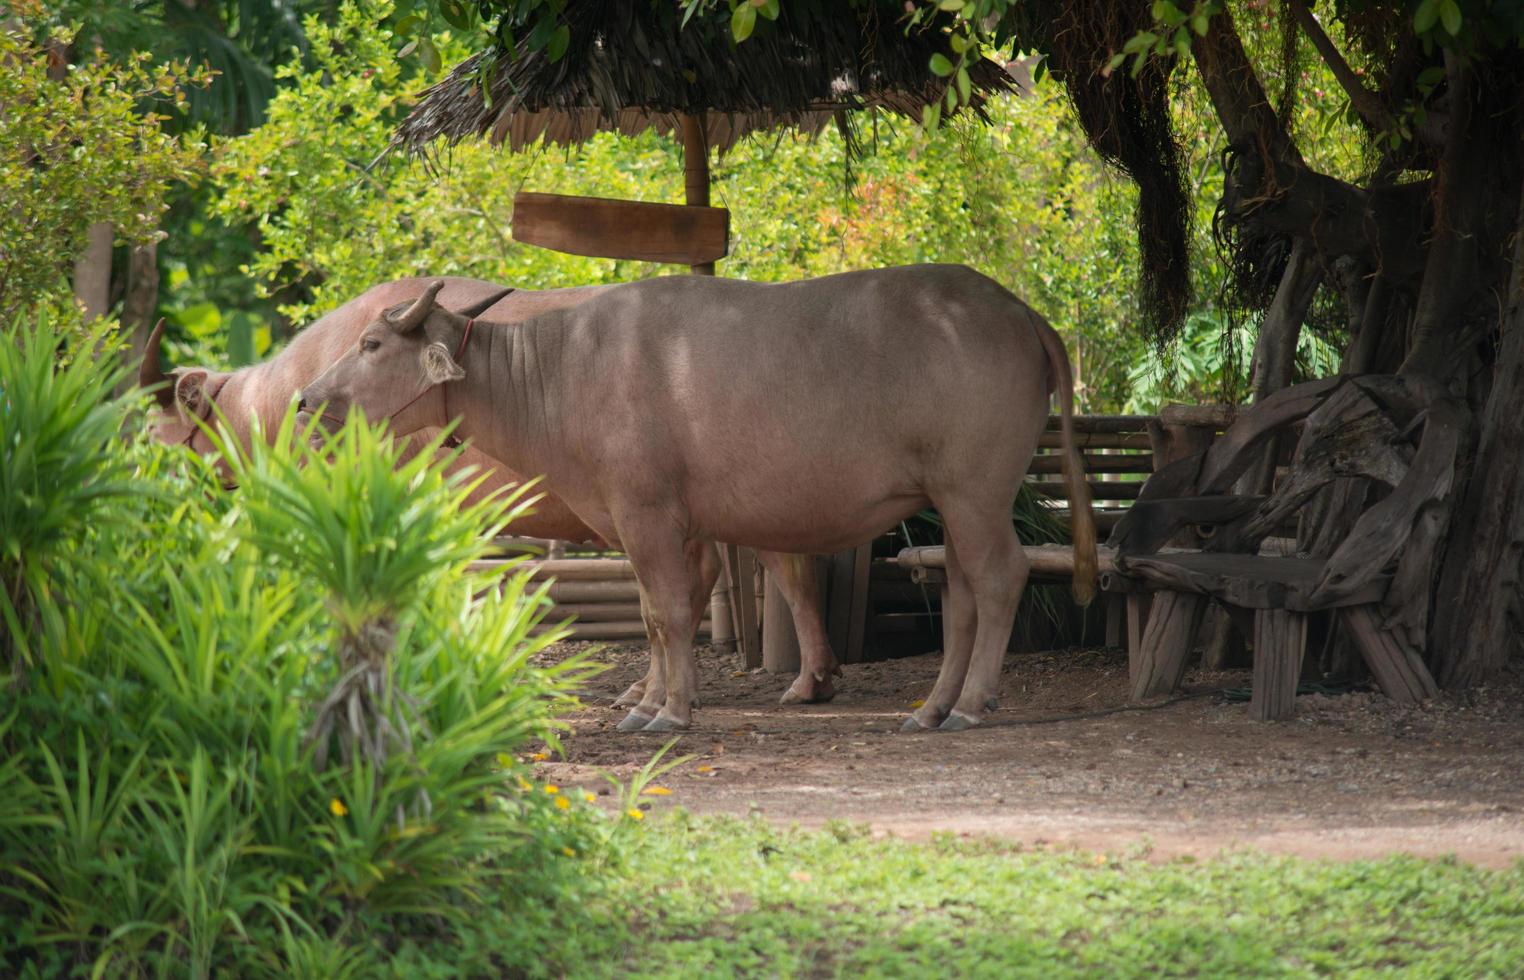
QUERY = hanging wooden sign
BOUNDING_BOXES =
[511,191,730,266]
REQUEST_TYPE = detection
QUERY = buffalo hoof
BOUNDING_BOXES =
[779,674,836,705]
[612,682,647,708]
[938,710,981,732]
[616,710,654,731]
[900,713,941,732]
[641,713,690,733]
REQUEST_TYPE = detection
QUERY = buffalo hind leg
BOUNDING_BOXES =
[936,498,1025,731]
[757,551,840,704]
[902,536,977,731]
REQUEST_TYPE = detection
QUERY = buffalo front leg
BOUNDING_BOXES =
[757,551,840,704]
[616,532,705,733]
[613,543,720,711]
[937,498,1025,732]
[903,536,977,731]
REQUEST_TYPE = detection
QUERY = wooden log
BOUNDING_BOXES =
[1029,453,1154,475]
[1105,593,1124,648]
[1341,604,1439,703]
[845,544,872,664]
[709,574,736,653]
[1045,414,1156,433]
[1130,591,1205,700]
[550,602,645,622]
[1197,377,1343,493]
[895,543,1118,577]
[506,558,638,580]
[511,191,729,267]
[1039,431,1153,450]
[1030,479,1144,501]
[1159,403,1237,429]
[725,546,762,668]
[1147,420,1217,471]
[544,580,643,603]
[533,619,713,640]
[1251,607,1308,720]
[681,113,717,275]
[1108,495,1266,558]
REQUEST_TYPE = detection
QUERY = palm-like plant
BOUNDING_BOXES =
[222,408,537,786]
[0,314,140,673]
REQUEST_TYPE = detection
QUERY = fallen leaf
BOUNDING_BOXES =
[642,786,672,796]
[910,698,926,709]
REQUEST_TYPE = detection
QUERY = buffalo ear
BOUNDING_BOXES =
[174,369,211,422]
[420,342,465,384]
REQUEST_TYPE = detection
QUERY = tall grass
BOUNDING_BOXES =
[0,313,609,976]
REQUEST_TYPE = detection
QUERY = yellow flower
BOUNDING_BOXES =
[641,786,672,796]
[544,784,560,795]
[626,808,646,821]
[530,751,550,762]
[583,792,597,803]
[555,795,571,810]
[329,798,348,817]
[516,776,534,792]
[562,846,577,858]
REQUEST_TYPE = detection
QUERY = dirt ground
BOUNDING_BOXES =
[529,642,1524,868]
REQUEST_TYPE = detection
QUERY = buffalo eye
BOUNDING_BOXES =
[361,337,381,353]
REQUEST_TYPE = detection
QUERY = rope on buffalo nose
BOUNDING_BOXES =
[368,317,476,447]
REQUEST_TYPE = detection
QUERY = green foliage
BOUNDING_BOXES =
[590,814,1524,977]
[0,313,139,669]
[0,310,623,975]
[0,25,205,320]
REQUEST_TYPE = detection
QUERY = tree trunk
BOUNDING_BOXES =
[121,241,159,391]
[1431,177,1524,687]
[72,221,113,324]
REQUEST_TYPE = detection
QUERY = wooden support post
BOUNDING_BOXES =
[709,574,735,653]
[1341,604,1439,703]
[1125,592,1152,676]
[1105,592,1124,649]
[680,114,715,276]
[761,573,801,674]
[1251,607,1308,721]
[1129,591,1204,700]
[723,545,762,668]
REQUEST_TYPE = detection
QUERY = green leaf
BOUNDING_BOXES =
[1417,65,1446,88]
[956,65,971,104]
[396,38,419,59]
[1439,0,1461,35]
[929,53,954,77]
[1191,13,1209,36]
[731,3,756,42]
[1414,0,1439,33]
[439,0,472,31]
[547,24,570,62]
[759,0,780,20]
[418,36,441,74]
[921,101,941,130]
[938,0,965,10]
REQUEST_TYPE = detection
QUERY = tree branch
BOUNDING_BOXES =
[1286,0,1389,132]
[1189,6,1298,163]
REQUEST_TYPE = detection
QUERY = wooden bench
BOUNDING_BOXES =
[1106,376,1461,719]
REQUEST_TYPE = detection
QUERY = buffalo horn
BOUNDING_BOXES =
[139,319,175,407]
[384,279,446,333]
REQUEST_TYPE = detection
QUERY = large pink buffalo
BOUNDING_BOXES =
[142,278,843,708]
[297,265,1098,732]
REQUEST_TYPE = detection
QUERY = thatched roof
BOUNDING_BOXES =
[393,2,1017,155]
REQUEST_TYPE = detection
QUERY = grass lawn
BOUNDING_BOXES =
[530,812,1524,979]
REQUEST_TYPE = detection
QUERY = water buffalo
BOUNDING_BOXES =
[297,265,1098,732]
[141,277,842,707]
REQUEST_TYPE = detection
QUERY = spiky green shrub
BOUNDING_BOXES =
[0,313,140,672]
[0,317,610,976]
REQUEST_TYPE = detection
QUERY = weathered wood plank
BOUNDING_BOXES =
[1038,430,1153,450]
[1044,414,1155,433]
[1116,552,1388,610]
[1251,607,1308,720]
[1130,591,1205,700]
[1029,452,1154,475]
[761,573,801,675]
[532,619,712,640]
[1109,495,1267,557]
[544,580,643,603]
[512,191,729,265]
[1159,403,1237,428]
[1197,376,1343,493]
[1342,604,1439,703]
[1031,479,1144,501]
